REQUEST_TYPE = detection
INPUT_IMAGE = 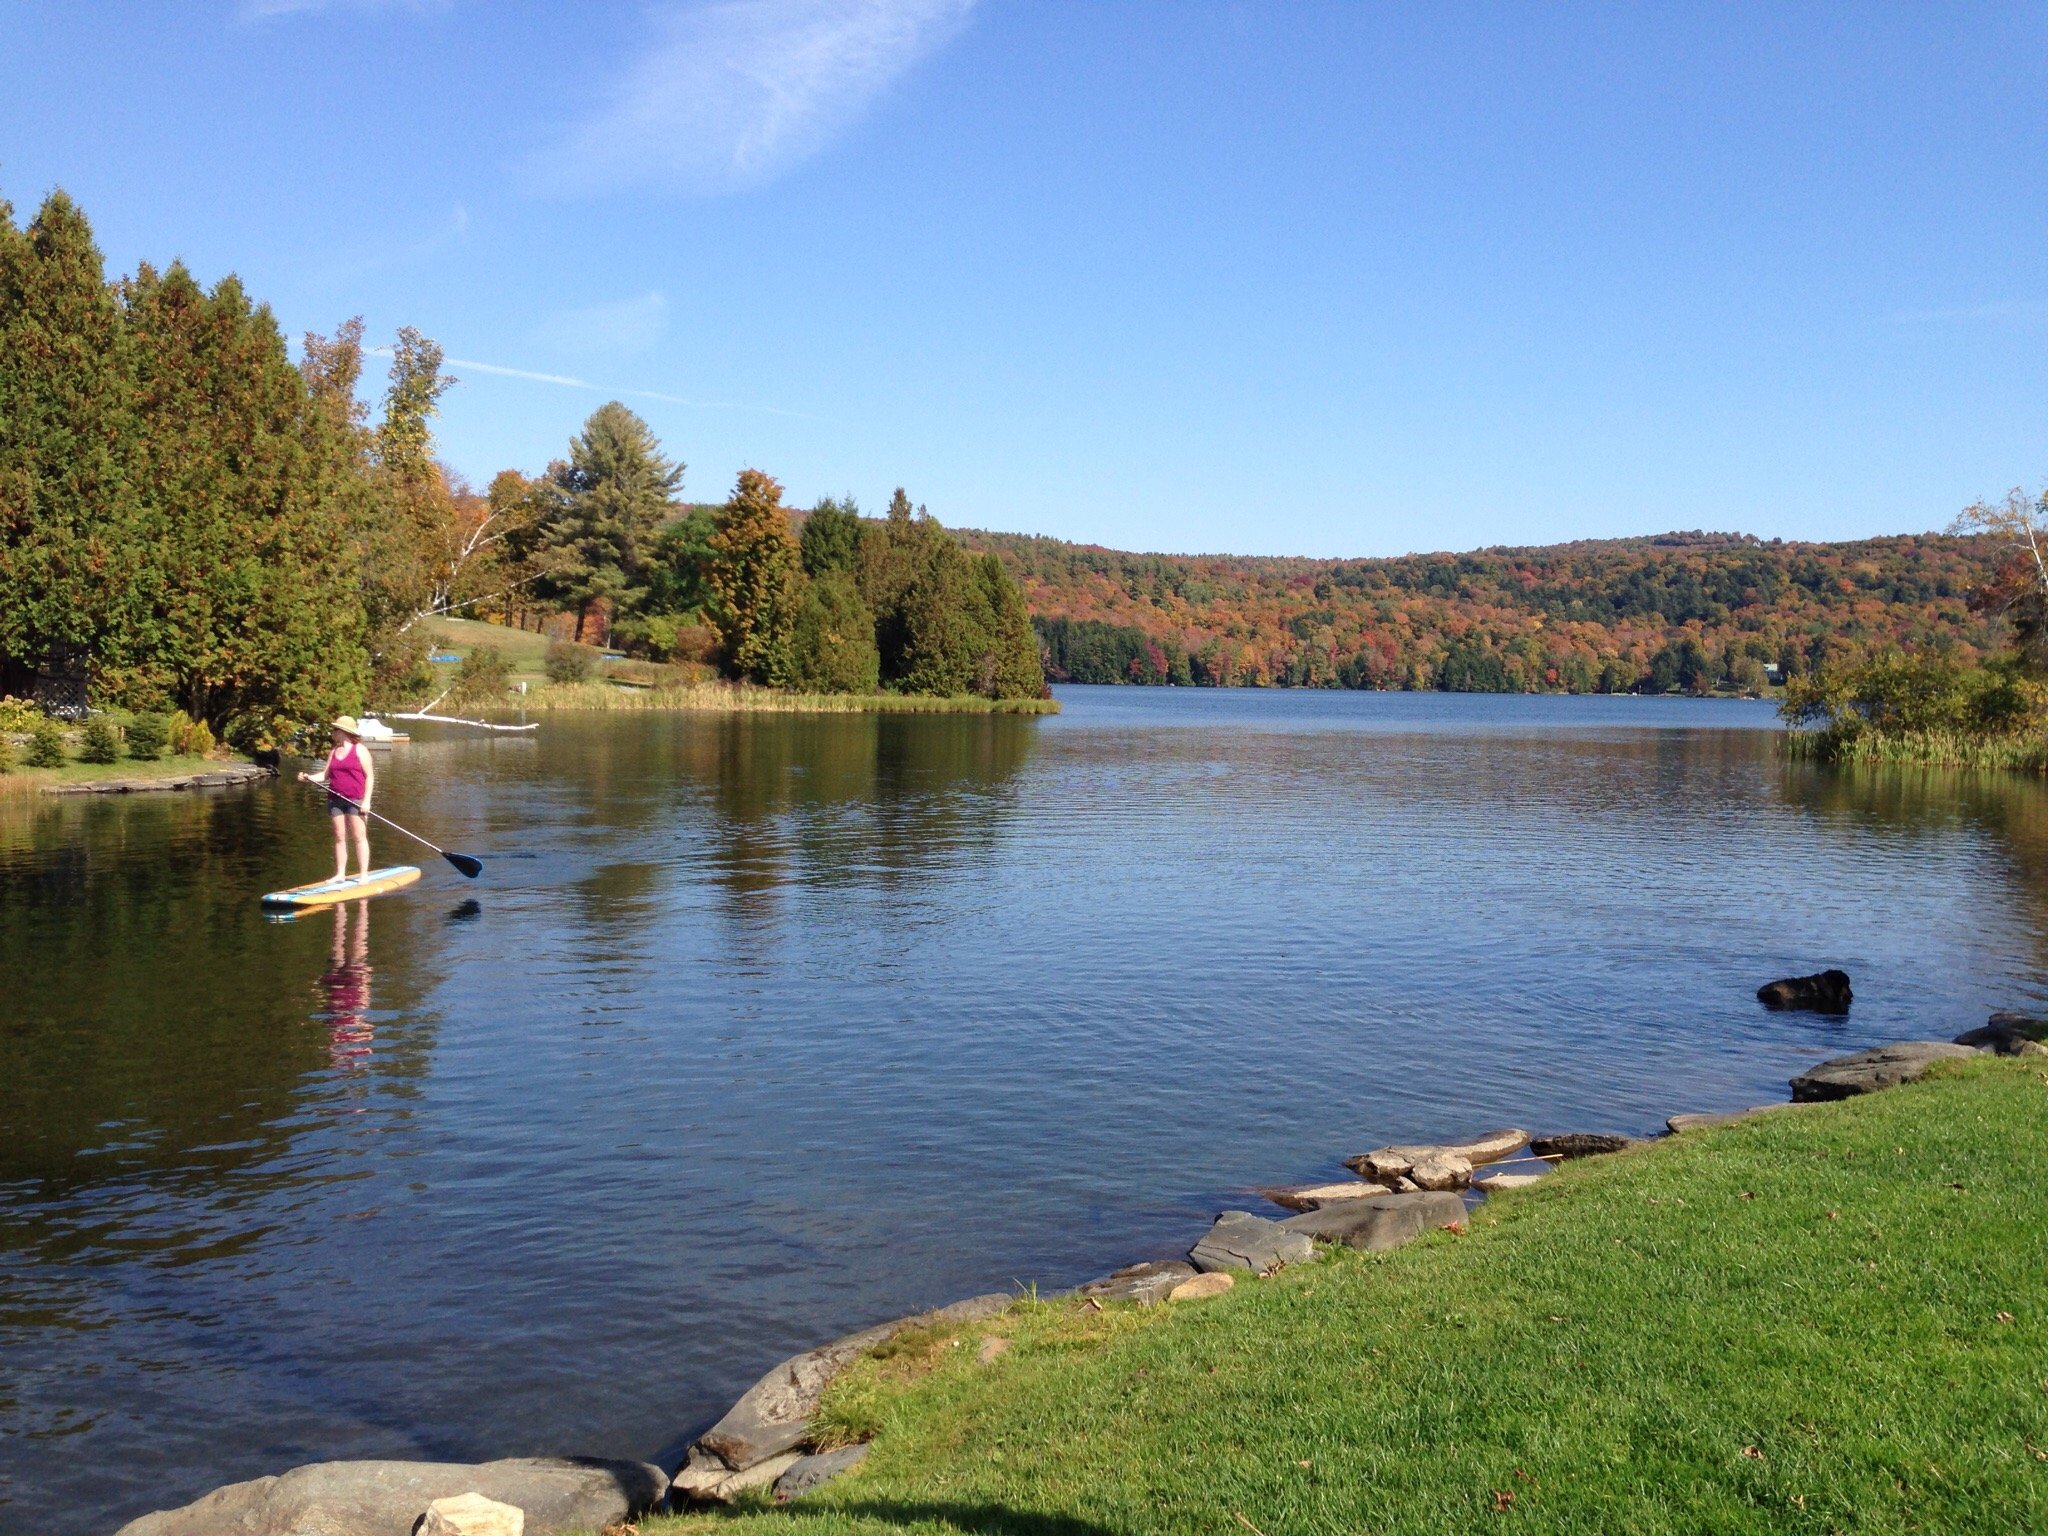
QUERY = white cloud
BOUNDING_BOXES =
[538,290,671,355]
[534,0,976,196]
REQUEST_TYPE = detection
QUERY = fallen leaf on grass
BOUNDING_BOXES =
[1232,1512,1268,1536]
[1739,1191,1755,1201]
[1997,1311,2015,1324]
[1491,1489,1516,1512]
[1826,1210,1840,1221]
[1743,1445,1765,1460]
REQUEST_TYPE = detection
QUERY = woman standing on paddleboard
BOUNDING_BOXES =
[298,717,375,882]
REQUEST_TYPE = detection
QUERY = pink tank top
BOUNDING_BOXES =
[328,741,367,800]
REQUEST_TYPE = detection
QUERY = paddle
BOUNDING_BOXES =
[317,786,483,879]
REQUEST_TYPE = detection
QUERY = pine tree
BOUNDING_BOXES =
[122,263,368,745]
[0,191,144,699]
[800,495,863,577]
[536,401,685,639]
[790,569,880,693]
[978,552,1045,698]
[707,469,803,686]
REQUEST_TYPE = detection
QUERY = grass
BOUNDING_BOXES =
[641,1058,2048,1535]
[418,614,555,677]
[0,750,244,797]
[1784,726,2048,773]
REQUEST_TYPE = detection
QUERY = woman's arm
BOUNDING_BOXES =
[298,752,332,786]
[358,747,374,811]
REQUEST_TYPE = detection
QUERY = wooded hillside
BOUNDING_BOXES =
[956,527,2003,692]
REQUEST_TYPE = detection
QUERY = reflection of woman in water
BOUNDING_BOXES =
[321,901,374,1068]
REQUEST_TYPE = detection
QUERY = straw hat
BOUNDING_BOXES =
[332,716,363,738]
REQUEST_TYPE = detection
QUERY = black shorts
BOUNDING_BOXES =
[327,793,362,817]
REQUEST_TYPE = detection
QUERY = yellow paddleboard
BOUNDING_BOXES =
[261,865,422,909]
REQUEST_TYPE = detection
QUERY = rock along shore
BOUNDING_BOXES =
[112,982,2040,1536]
[42,760,273,795]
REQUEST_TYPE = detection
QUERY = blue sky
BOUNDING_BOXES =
[3,2,2044,557]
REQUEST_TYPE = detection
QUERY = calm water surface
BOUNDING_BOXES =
[6,688,2048,1533]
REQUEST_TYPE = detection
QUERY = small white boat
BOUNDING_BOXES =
[354,715,410,746]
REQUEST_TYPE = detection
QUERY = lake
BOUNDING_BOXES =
[5,687,2047,1533]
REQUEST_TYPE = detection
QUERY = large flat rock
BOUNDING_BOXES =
[1344,1128,1528,1180]
[679,1292,1011,1488]
[1188,1210,1315,1274]
[1789,1041,1977,1102]
[1279,1191,1466,1253]
[1259,1180,1391,1212]
[115,1457,667,1536]
[1072,1260,1197,1306]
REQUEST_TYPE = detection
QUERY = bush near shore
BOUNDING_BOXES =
[648,1058,2047,1535]
[1781,652,2048,771]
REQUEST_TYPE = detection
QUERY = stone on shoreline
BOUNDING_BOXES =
[677,1292,1012,1492]
[1279,1191,1465,1252]
[1408,1153,1473,1191]
[1955,1014,2048,1057]
[1073,1260,1198,1306]
[1789,1042,1977,1102]
[672,1451,802,1506]
[1529,1133,1640,1160]
[1260,1180,1392,1212]
[418,1492,523,1536]
[1189,1211,1315,1274]
[1472,1170,1547,1193]
[1343,1128,1528,1181]
[114,1457,667,1536]
[1168,1271,1235,1301]
[1756,968,1852,1013]
[774,1445,870,1503]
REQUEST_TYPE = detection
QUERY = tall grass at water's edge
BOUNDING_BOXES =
[1782,725,2048,772]
[642,1058,2048,1536]
[468,681,1059,716]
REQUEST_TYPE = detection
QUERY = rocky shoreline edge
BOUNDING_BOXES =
[39,760,273,796]
[113,997,2048,1536]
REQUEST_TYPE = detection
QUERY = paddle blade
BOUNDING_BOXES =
[444,851,484,879]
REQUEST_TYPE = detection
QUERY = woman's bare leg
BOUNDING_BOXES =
[331,814,348,881]
[350,814,372,878]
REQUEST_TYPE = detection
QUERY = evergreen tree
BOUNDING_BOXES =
[860,489,945,684]
[535,401,685,638]
[0,192,144,698]
[978,552,1045,698]
[800,495,863,577]
[707,469,803,686]
[790,569,881,693]
[121,263,367,745]
[899,540,990,696]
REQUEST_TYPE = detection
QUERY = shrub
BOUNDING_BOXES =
[28,718,67,768]
[126,712,171,760]
[450,645,511,703]
[0,734,13,773]
[0,696,38,732]
[544,640,597,683]
[168,711,216,757]
[80,717,122,763]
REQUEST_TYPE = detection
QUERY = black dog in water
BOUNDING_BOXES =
[1757,968,1852,1013]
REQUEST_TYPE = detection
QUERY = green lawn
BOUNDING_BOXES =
[0,750,241,796]
[417,615,555,677]
[650,1058,2048,1534]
